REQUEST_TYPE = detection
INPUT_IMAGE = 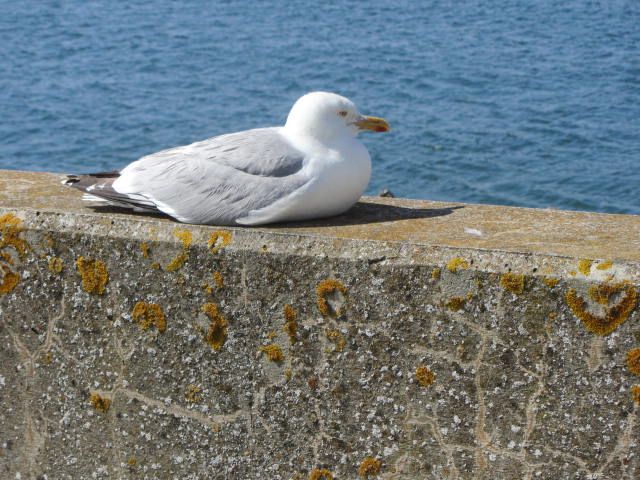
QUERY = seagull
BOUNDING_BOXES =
[64,91,390,226]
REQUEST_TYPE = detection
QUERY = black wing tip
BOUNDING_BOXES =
[63,175,80,186]
[62,171,120,187]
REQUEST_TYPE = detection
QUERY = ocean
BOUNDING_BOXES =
[1,0,639,214]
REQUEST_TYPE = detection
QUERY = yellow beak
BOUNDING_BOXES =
[354,115,391,133]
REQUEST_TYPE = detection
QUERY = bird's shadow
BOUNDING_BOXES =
[270,201,464,228]
[87,201,463,228]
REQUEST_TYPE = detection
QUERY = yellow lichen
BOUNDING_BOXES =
[127,457,137,467]
[316,279,348,317]
[151,262,161,270]
[140,242,151,258]
[283,304,298,345]
[260,344,284,362]
[500,273,525,295]
[213,271,224,289]
[0,214,29,295]
[285,369,293,380]
[446,257,469,273]
[589,283,623,306]
[431,267,441,280]
[266,330,278,340]
[0,263,19,295]
[326,329,346,352]
[76,256,109,294]
[89,392,111,413]
[42,351,53,364]
[445,297,466,311]
[578,259,593,276]
[596,260,613,271]
[208,230,232,254]
[416,365,435,387]
[631,385,640,406]
[202,302,228,350]
[626,348,640,377]
[132,301,167,333]
[185,384,202,403]
[309,469,333,480]
[0,213,29,257]
[48,256,64,274]
[543,276,560,288]
[166,229,192,272]
[566,283,638,336]
[358,456,382,478]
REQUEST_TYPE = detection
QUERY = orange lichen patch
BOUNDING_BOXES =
[260,344,284,362]
[166,229,192,272]
[47,256,64,274]
[185,384,202,403]
[566,283,638,336]
[202,302,228,350]
[208,230,232,254]
[0,263,19,295]
[283,304,298,345]
[431,267,441,280]
[500,273,525,295]
[213,271,224,289]
[416,365,435,387]
[326,329,346,352]
[626,348,640,376]
[132,302,167,333]
[316,279,348,317]
[0,213,30,257]
[266,330,278,340]
[588,283,624,306]
[1,251,13,265]
[76,256,109,294]
[89,392,111,413]
[543,276,560,288]
[166,251,188,272]
[578,259,593,276]
[446,257,469,273]
[596,261,613,271]
[631,386,640,405]
[309,469,333,480]
[358,456,382,478]
[140,242,151,258]
[41,351,53,365]
[445,297,466,311]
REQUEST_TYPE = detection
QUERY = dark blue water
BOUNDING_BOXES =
[2,0,639,214]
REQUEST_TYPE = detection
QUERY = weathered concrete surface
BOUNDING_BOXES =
[0,169,639,479]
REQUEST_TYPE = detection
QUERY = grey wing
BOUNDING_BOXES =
[113,127,310,225]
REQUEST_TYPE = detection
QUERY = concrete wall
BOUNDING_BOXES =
[1,169,639,479]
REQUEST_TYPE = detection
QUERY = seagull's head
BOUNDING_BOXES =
[284,91,390,143]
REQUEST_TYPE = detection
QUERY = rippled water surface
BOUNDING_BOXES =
[2,0,639,213]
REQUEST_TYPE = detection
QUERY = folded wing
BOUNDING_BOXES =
[66,128,310,225]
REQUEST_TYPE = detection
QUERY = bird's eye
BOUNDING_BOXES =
[338,110,348,117]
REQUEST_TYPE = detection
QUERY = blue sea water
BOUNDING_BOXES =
[1,0,639,214]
